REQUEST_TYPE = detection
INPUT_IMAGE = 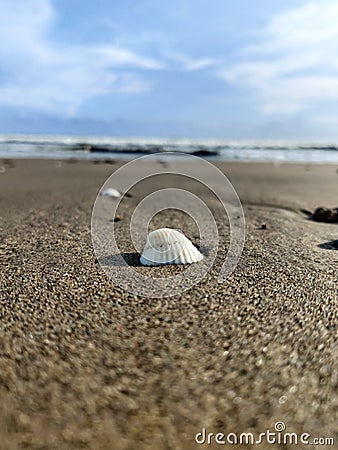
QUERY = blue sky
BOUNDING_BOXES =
[1,0,338,139]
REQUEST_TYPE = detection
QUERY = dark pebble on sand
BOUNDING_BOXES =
[2,159,15,168]
[312,206,338,223]
[111,215,122,222]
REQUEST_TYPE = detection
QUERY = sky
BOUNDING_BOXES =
[1,0,338,139]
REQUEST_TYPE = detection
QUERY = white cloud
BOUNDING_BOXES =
[0,0,162,115]
[221,0,338,114]
[0,0,218,116]
[164,52,216,71]
[183,58,215,72]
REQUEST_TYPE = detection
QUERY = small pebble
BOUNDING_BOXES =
[312,206,338,223]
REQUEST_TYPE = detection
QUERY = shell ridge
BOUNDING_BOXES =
[140,228,203,266]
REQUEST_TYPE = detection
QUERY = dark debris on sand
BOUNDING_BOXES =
[311,206,338,223]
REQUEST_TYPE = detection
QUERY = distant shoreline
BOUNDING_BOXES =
[1,135,338,163]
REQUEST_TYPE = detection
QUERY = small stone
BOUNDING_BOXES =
[331,240,338,249]
[312,206,338,223]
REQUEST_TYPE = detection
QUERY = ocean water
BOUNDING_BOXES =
[1,135,338,163]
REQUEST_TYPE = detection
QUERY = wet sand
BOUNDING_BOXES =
[0,159,337,449]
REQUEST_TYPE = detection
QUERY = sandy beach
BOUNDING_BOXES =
[0,158,337,449]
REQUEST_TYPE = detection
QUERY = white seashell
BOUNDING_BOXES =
[99,188,121,199]
[140,228,203,266]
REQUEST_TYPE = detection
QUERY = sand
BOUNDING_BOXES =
[0,158,337,449]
